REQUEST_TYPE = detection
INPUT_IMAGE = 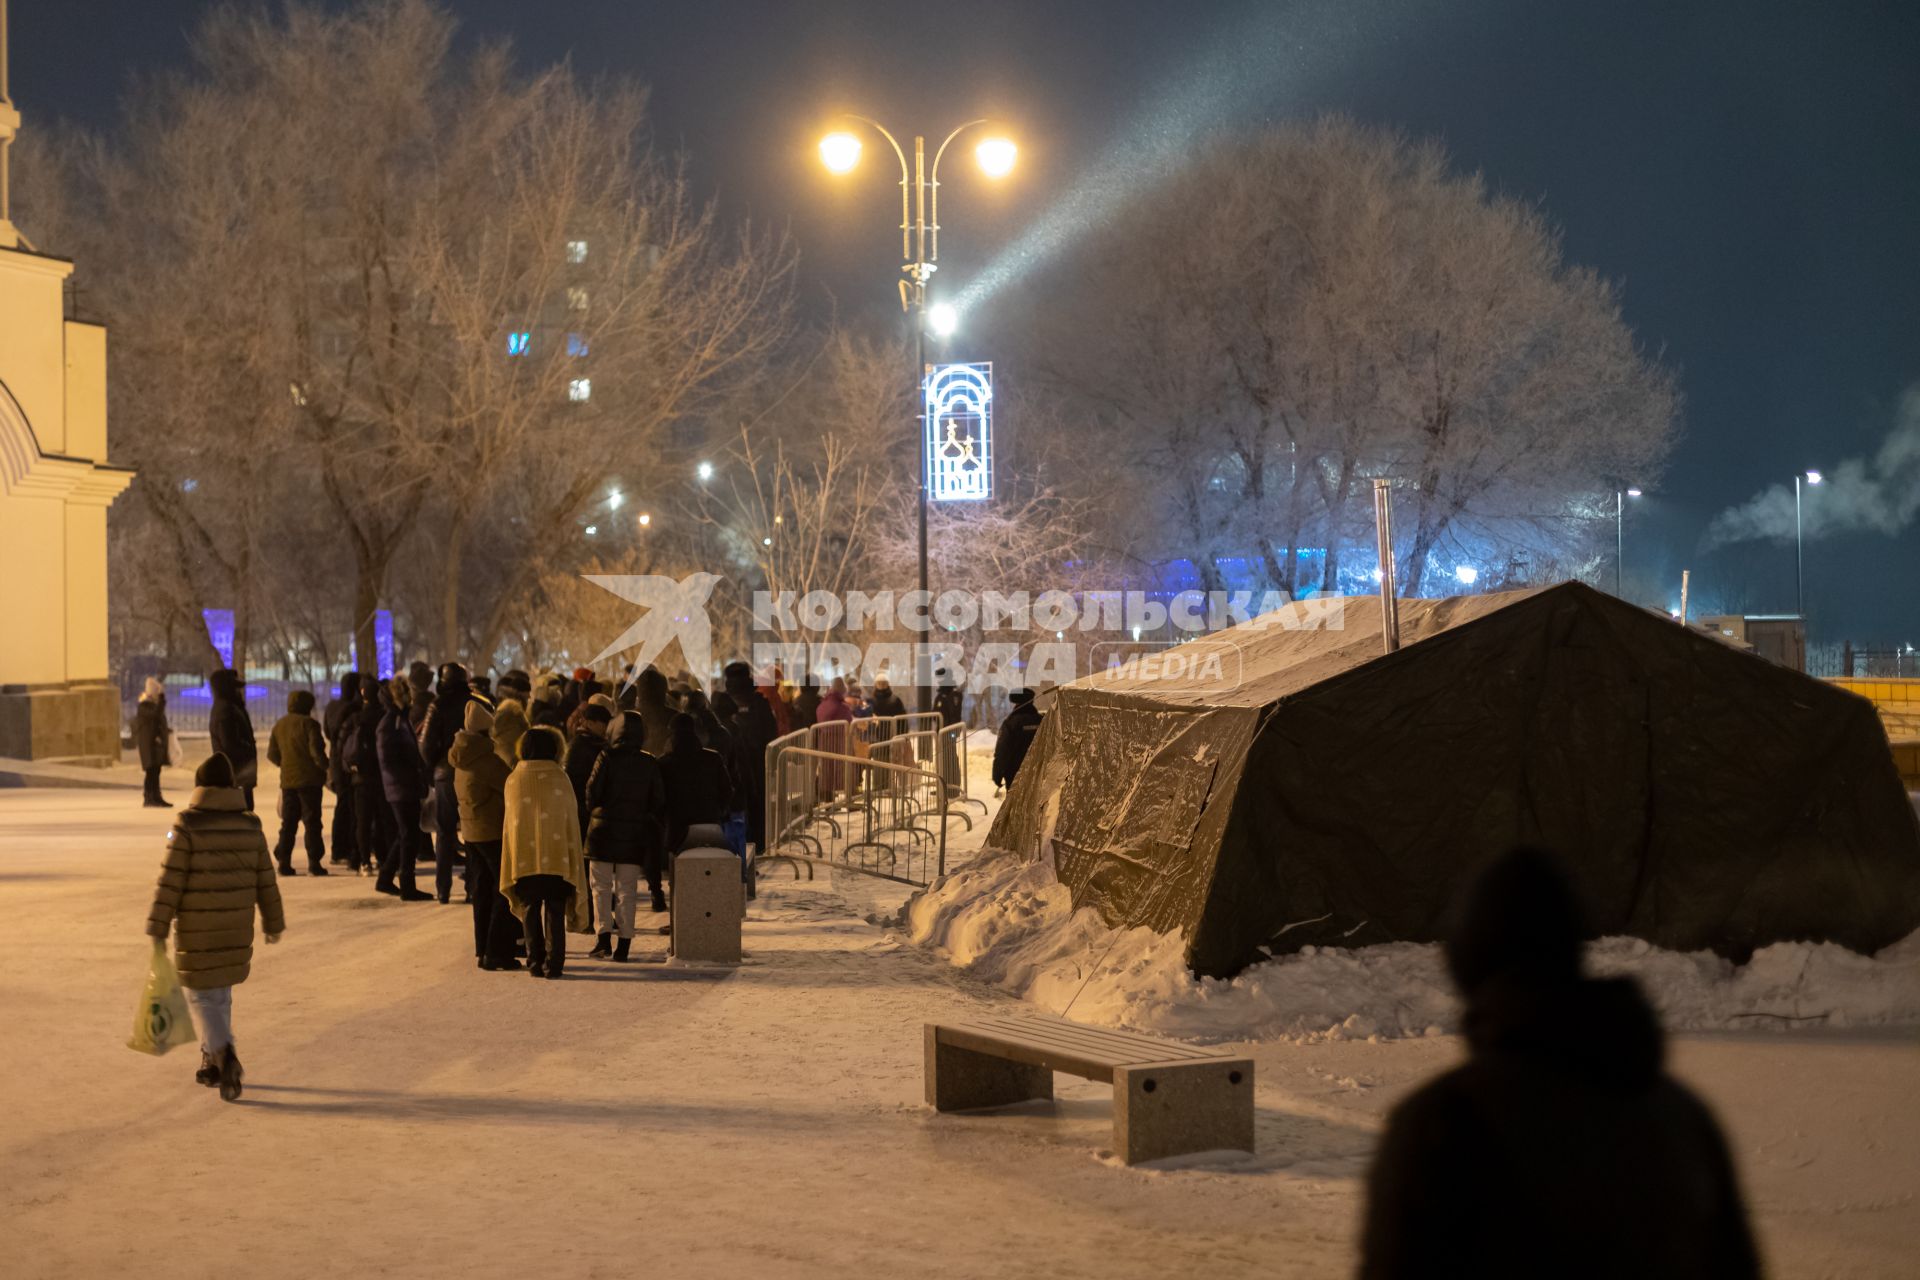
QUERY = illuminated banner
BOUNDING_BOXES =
[202,608,236,668]
[924,362,993,502]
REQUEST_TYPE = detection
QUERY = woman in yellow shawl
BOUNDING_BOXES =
[500,726,591,978]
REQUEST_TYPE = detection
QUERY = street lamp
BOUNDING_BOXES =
[1794,470,1821,619]
[820,113,1017,712]
[1615,487,1643,597]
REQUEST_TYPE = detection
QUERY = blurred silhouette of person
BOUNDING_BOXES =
[1359,846,1759,1280]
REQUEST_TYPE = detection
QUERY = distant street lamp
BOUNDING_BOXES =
[1615,487,1643,597]
[1794,470,1821,619]
[820,113,1017,711]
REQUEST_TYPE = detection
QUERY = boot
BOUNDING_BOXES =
[144,797,174,809]
[650,887,668,913]
[612,937,631,963]
[589,933,613,960]
[399,888,434,902]
[218,1044,244,1102]
[374,880,399,896]
[308,863,330,876]
[195,1052,221,1088]
[277,862,297,877]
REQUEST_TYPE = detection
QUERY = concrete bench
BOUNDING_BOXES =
[924,1013,1254,1165]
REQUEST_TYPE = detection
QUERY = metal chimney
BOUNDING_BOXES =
[1372,478,1401,654]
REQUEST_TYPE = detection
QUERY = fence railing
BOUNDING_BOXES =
[1829,677,1920,741]
[122,674,334,739]
[763,747,949,886]
[761,710,983,886]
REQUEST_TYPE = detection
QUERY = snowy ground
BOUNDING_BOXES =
[2,752,1917,1277]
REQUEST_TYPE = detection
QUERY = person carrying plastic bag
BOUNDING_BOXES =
[127,941,196,1056]
[144,752,287,1101]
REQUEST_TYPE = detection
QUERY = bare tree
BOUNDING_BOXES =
[1012,117,1678,599]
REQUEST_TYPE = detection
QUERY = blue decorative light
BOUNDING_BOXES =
[507,331,531,355]
[924,362,993,502]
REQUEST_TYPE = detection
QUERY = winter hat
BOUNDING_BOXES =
[407,660,433,691]
[288,689,316,715]
[572,666,594,683]
[1009,688,1034,705]
[464,700,495,734]
[1445,846,1587,997]
[581,703,613,728]
[142,676,165,701]
[195,753,236,788]
[588,692,616,711]
[611,709,646,743]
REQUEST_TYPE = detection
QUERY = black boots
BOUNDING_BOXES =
[589,934,613,960]
[195,1052,220,1087]
[612,937,632,963]
[650,887,668,913]
[218,1044,243,1102]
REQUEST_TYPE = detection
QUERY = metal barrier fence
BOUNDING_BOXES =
[761,711,982,885]
[764,747,949,886]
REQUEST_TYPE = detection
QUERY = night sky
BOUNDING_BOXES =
[14,0,1919,644]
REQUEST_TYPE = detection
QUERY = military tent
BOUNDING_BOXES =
[989,581,1920,977]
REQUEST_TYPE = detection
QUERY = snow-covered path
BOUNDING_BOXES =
[1,777,1915,1277]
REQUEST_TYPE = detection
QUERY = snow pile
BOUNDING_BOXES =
[902,852,1920,1043]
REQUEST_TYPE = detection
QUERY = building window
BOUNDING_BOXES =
[567,286,589,312]
[567,333,589,357]
[566,239,588,264]
[507,331,531,356]
[568,378,592,403]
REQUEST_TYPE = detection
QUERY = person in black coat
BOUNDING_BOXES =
[132,677,173,808]
[207,668,258,811]
[660,713,734,855]
[1359,847,1759,1280]
[584,711,668,952]
[322,675,362,866]
[417,662,473,904]
[373,678,433,901]
[722,662,777,852]
[347,674,392,876]
[867,677,906,721]
[564,704,612,836]
[991,689,1042,793]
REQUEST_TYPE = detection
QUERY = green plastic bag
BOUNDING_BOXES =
[128,941,197,1056]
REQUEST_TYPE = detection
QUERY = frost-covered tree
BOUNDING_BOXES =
[1010,117,1678,597]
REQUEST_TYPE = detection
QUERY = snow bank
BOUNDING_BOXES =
[902,852,1920,1043]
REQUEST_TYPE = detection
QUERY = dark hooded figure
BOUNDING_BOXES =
[322,674,362,866]
[374,678,433,901]
[417,662,474,904]
[992,688,1042,792]
[634,666,676,758]
[349,673,393,876]
[722,661,778,852]
[790,680,821,731]
[584,710,669,932]
[867,677,906,721]
[207,668,258,811]
[1359,847,1759,1280]
[660,712,734,857]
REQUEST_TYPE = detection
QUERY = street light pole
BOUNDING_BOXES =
[1794,473,1804,620]
[821,116,1014,714]
[1615,489,1624,597]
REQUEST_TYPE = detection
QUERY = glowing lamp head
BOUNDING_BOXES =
[696,460,714,482]
[975,136,1018,179]
[1454,565,1479,586]
[637,512,652,528]
[819,132,862,174]
[927,303,958,337]
[1626,487,1643,498]
[1804,470,1823,485]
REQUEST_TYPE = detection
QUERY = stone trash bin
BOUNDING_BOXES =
[671,848,745,964]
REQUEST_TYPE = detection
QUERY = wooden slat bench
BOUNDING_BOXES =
[924,1012,1254,1165]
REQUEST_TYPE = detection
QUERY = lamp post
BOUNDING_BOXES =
[820,118,1016,712]
[1794,470,1821,619]
[1614,487,1642,597]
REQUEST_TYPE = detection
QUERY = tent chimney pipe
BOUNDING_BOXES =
[1372,478,1401,654]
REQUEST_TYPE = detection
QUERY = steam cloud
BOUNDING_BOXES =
[1702,386,1920,550]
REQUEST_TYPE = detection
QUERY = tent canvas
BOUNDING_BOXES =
[990,581,1920,978]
